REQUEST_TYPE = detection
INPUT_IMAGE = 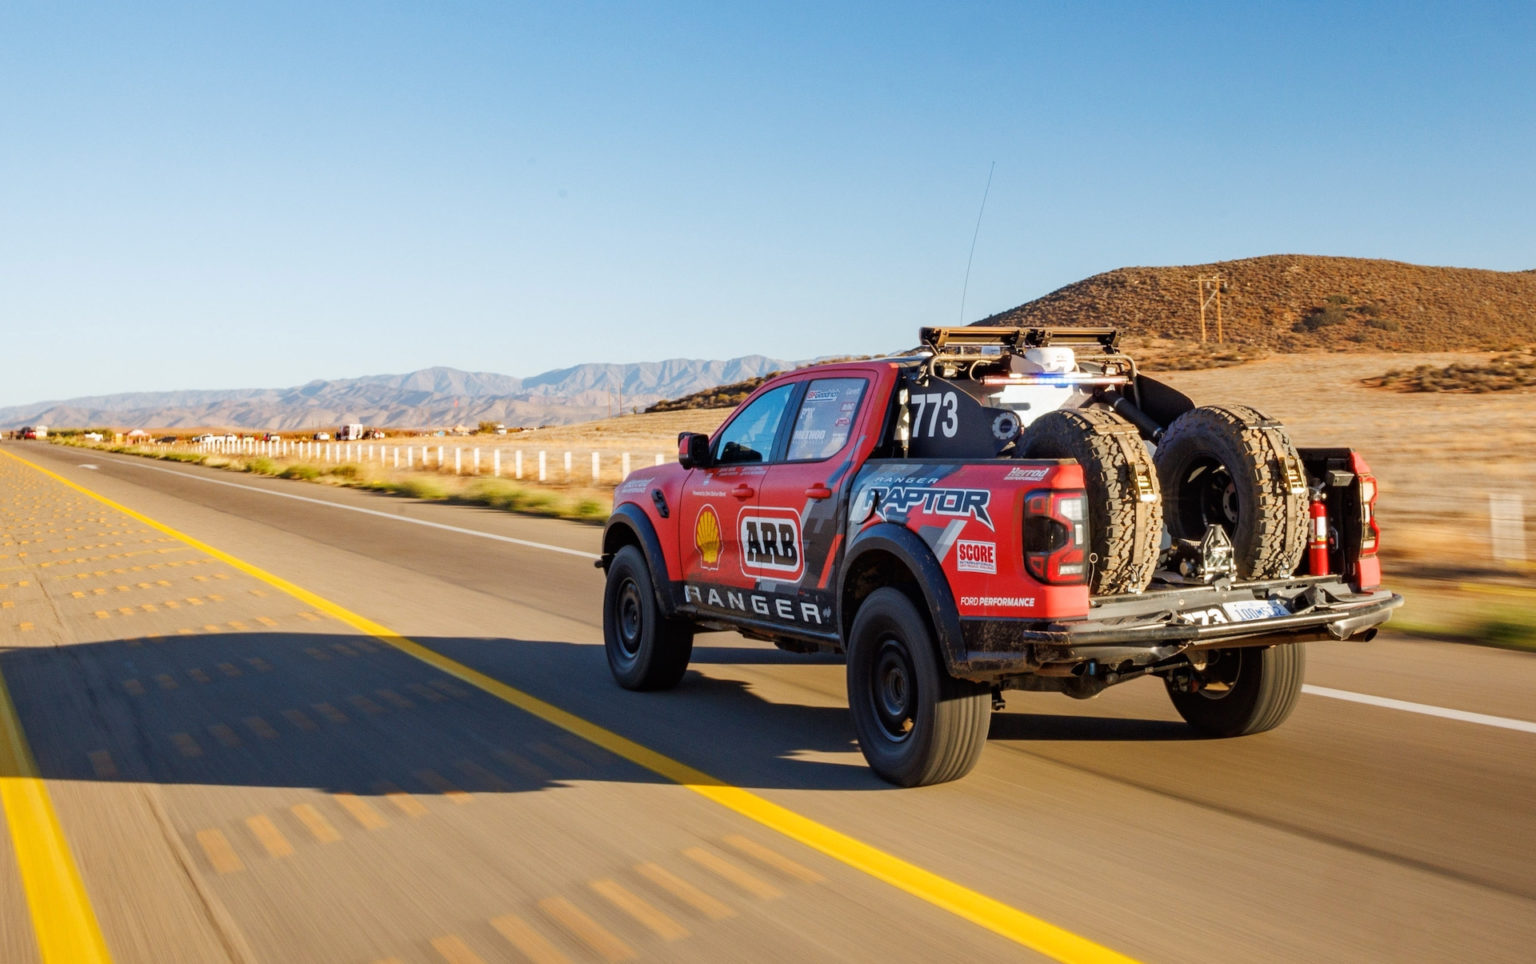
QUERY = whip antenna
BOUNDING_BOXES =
[959,160,995,325]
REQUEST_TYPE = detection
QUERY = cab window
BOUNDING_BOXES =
[714,384,794,464]
[785,377,867,462]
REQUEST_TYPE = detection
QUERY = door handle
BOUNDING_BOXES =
[731,484,755,500]
[805,484,833,500]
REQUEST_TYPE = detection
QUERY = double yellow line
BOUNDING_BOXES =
[0,448,1135,964]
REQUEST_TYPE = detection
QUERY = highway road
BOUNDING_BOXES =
[2,440,1534,963]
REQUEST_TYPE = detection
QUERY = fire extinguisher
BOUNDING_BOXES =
[1307,486,1329,575]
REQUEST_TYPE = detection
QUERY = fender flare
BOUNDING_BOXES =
[601,504,679,617]
[837,523,967,671]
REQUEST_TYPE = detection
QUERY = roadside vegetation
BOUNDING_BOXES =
[1363,346,1536,393]
[58,439,611,524]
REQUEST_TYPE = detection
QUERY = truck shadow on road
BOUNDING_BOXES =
[0,629,884,798]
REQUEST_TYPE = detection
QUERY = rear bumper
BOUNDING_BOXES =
[953,576,1403,681]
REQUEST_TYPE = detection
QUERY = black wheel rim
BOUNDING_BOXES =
[1178,458,1239,537]
[870,638,917,742]
[615,579,643,659]
[1190,649,1242,701]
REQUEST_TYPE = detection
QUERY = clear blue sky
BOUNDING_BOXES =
[3,1,1531,407]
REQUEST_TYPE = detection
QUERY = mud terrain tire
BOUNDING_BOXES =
[1018,408,1161,594]
[1166,644,1305,736]
[1154,404,1307,579]
[603,546,694,690]
[846,589,990,786]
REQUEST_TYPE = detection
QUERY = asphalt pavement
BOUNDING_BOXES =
[2,440,1534,963]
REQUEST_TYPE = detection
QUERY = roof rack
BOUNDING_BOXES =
[918,326,1120,355]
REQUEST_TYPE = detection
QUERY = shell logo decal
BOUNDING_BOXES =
[695,505,722,570]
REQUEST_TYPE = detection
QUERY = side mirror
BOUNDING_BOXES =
[678,432,713,470]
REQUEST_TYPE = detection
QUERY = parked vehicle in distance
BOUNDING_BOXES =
[337,423,365,441]
[82,432,104,441]
[314,432,331,441]
[263,433,282,442]
[599,325,1402,786]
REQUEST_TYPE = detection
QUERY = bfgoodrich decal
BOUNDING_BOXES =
[739,508,803,581]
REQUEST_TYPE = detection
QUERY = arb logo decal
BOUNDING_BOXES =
[694,505,722,569]
[740,509,802,581]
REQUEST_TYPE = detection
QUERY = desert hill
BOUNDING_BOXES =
[979,255,1536,353]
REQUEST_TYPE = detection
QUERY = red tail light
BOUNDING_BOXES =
[1350,452,1379,556]
[1349,451,1381,590]
[1023,489,1088,585]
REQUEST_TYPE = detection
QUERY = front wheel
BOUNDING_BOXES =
[1166,644,1305,737]
[846,589,990,786]
[603,545,694,690]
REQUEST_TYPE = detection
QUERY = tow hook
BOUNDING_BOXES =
[991,688,1006,711]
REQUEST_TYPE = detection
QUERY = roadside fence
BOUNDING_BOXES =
[187,438,668,487]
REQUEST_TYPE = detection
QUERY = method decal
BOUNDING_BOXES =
[739,508,803,581]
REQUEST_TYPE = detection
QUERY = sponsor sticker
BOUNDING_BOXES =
[1005,466,1050,482]
[739,508,803,581]
[876,486,994,530]
[694,505,722,570]
[955,540,997,574]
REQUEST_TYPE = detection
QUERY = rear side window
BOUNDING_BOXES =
[715,384,794,464]
[786,378,867,462]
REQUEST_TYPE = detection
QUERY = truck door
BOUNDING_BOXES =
[675,382,796,619]
[752,375,873,632]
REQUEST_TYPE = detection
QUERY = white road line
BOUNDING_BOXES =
[1303,685,1536,734]
[97,454,601,560]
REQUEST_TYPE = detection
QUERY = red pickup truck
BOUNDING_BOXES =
[599,326,1401,785]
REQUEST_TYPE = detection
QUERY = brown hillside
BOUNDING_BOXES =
[980,255,1536,358]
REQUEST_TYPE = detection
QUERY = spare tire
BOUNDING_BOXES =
[1017,408,1161,594]
[1154,405,1307,579]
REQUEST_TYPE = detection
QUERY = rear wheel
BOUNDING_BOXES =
[1154,404,1307,579]
[1018,408,1161,594]
[1166,644,1305,736]
[846,589,990,786]
[603,546,693,690]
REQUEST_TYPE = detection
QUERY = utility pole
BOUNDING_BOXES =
[1197,275,1224,343]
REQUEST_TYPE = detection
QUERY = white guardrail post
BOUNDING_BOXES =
[1490,492,1528,564]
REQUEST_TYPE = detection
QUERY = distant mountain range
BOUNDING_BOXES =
[1,357,803,431]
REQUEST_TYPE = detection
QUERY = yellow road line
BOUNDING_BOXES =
[634,861,736,920]
[194,829,244,875]
[0,670,114,962]
[332,793,389,831]
[245,815,294,858]
[489,913,571,964]
[537,896,635,962]
[429,934,486,964]
[590,878,690,941]
[683,846,782,899]
[291,804,342,844]
[723,834,825,883]
[1,446,1139,964]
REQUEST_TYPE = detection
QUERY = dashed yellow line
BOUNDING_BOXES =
[291,804,342,844]
[590,878,689,941]
[429,934,486,964]
[489,914,571,964]
[537,896,635,962]
[634,862,736,920]
[683,847,782,899]
[0,669,113,961]
[332,793,389,830]
[195,829,243,875]
[1,445,1138,964]
[724,834,825,883]
[374,782,428,818]
[245,815,294,858]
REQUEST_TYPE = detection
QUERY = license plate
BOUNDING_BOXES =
[1178,599,1290,626]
